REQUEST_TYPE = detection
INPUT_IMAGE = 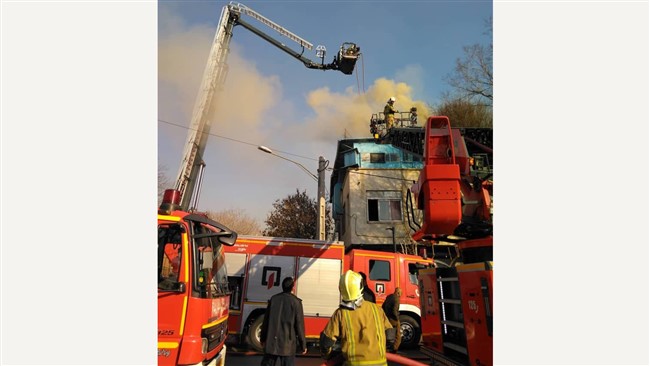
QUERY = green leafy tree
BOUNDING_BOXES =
[263,189,333,240]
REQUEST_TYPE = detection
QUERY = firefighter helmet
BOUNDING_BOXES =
[339,270,363,302]
[388,97,396,103]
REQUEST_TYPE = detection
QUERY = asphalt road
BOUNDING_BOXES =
[225,345,431,366]
[226,345,330,366]
[226,353,326,366]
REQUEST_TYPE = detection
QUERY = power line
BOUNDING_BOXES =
[348,170,416,183]
[158,118,318,161]
[160,118,331,198]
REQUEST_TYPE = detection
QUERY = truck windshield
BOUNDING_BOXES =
[193,222,230,298]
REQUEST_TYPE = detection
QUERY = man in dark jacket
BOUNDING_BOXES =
[260,277,307,366]
[382,287,402,352]
[359,272,376,303]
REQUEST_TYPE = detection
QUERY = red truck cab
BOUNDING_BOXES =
[345,249,433,348]
[158,190,237,366]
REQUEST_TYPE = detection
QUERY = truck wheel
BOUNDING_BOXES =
[247,315,264,353]
[399,314,421,349]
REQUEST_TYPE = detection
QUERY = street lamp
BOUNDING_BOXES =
[258,146,327,240]
[258,146,317,180]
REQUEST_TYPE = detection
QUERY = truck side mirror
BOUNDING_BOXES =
[175,282,186,293]
[160,280,186,293]
[218,232,237,246]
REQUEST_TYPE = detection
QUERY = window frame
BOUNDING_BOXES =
[369,259,391,282]
[367,190,403,223]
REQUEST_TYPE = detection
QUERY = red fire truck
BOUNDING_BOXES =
[410,116,493,366]
[157,2,359,363]
[157,190,238,366]
[223,236,432,352]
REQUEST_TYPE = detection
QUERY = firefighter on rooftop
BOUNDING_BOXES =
[384,97,398,130]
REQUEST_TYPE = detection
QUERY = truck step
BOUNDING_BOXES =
[439,298,461,304]
[443,342,467,355]
[440,320,464,329]
[437,277,459,282]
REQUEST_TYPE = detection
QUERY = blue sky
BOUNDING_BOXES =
[158,0,493,225]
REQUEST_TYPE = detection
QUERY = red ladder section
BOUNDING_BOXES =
[412,116,462,241]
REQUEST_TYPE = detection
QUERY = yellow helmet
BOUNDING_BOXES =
[339,270,363,302]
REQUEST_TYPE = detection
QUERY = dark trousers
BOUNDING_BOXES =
[260,354,296,366]
[388,319,401,351]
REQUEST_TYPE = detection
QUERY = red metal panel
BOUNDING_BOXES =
[178,296,230,364]
[457,264,493,366]
[227,313,241,335]
[418,164,462,236]
[424,116,456,166]
[457,237,493,251]
[224,237,344,260]
[304,317,332,339]
[418,268,444,354]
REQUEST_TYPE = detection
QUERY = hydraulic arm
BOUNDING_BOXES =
[174,1,360,211]
[412,116,493,366]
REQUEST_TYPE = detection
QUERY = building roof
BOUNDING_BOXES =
[329,138,424,202]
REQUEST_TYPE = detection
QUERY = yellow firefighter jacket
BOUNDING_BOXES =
[321,300,394,366]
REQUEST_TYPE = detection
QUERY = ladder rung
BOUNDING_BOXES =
[438,277,459,282]
[441,320,464,329]
[439,299,461,304]
[443,342,467,355]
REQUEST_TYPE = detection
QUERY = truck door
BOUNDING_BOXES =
[225,252,247,342]
[402,260,424,303]
[158,223,187,363]
[366,256,395,304]
[225,252,247,310]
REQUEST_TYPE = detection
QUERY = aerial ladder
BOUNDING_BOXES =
[369,111,493,180]
[173,1,361,211]
[400,116,492,366]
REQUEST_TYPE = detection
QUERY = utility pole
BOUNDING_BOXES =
[258,146,326,240]
[387,226,396,253]
[317,156,326,241]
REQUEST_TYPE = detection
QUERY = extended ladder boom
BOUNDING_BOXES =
[173,2,360,211]
[229,2,313,51]
[174,5,233,211]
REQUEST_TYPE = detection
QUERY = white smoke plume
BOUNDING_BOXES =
[159,8,430,146]
[158,7,432,221]
[296,78,431,141]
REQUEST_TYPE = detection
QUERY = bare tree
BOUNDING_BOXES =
[205,208,262,235]
[445,17,493,107]
[158,164,171,204]
[434,97,492,128]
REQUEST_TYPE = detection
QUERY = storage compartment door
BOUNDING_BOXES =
[296,258,341,317]
[246,254,296,302]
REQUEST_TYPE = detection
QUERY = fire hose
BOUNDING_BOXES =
[320,353,429,366]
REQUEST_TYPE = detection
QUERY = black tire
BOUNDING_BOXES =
[247,315,265,353]
[398,314,421,349]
